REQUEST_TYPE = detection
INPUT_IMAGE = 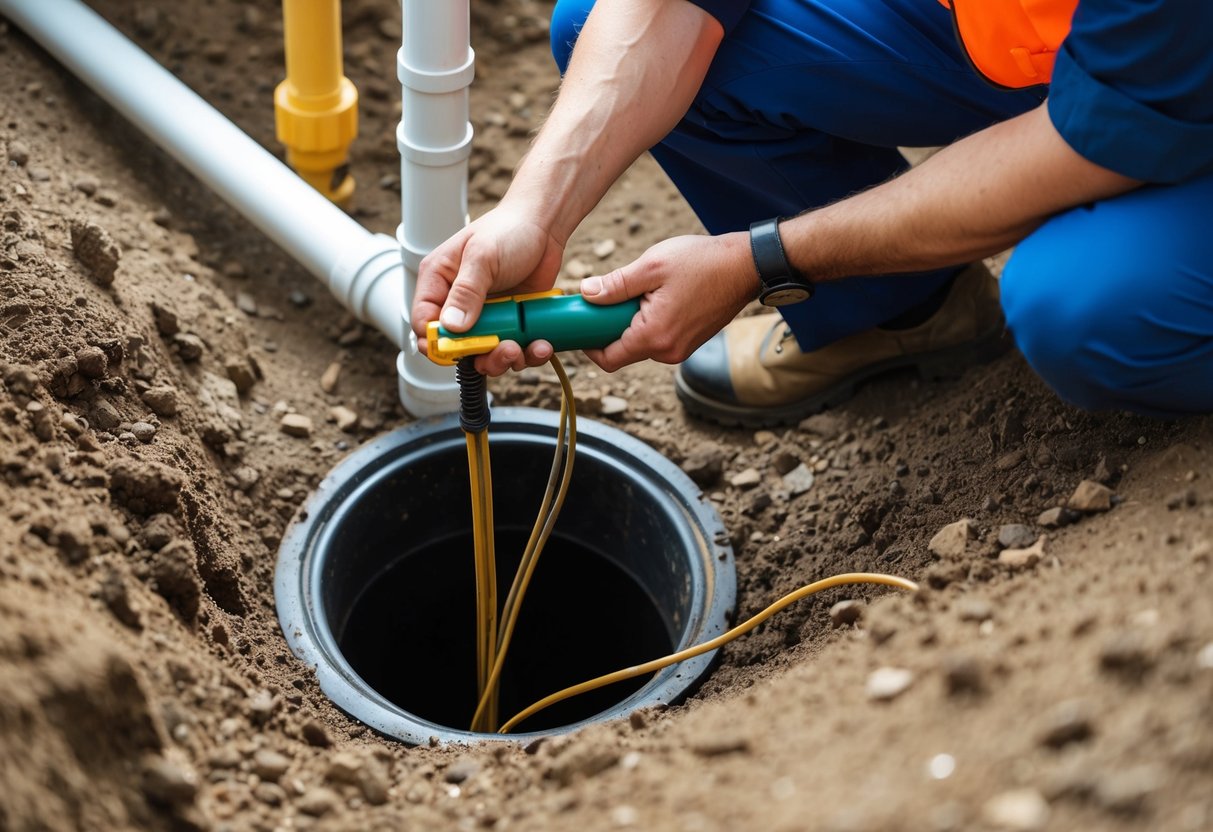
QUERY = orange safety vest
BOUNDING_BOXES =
[939,0,1080,89]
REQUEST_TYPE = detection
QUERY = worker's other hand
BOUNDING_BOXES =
[412,206,564,375]
[580,232,759,372]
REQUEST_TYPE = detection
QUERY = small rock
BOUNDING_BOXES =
[70,218,121,287]
[772,451,801,476]
[301,719,332,747]
[90,397,121,431]
[131,421,157,443]
[142,757,198,807]
[251,749,292,782]
[798,412,844,439]
[689,735,750,757]
[151,303,180,337]
[296,786,339,817]
[7,139,30,166]
[928,519,976,559]
[866,666,914,701]
[26,401,54,442]
[730,467,762,489]
[320,361,342,394]
[681,443,725,487]
[233,465,260,492]
[253,782,286,807]
[279,413,313,438]
[994,448,1026,471]
[235,291,257,315]
[600,395,628,416]
[1197,642,1213,670]
[325,752,363,785]
[1037,506,1078,528]
[565,258,593,280]
[829,600,863,628]
[72,175,99,196]
[999,535,1046,570]
[782,463,816,496]
[27,166,51,182]
[247,690,276,724]
[141,386,179,418]
[329,405,359,433]
[1067,479,1114,513]
[956,598,994,623]
[94,190,119,207]
[1038,700,1094,749]
[224,358,256,394]
[76,345,108,379]
[982,789,1049,831]
[444,757,480,784]
[593,238,617,259]
[997,524,1036,550]
[173,333,205,362]
[358,758,391,805]
[288,289,312,308]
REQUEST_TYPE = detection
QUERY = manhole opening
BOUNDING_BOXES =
[338,528,672,732]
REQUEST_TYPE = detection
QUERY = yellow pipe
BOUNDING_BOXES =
[275,0,358,205]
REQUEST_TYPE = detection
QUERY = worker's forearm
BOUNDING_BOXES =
[502,0,722,244]
[780,104,1140,280]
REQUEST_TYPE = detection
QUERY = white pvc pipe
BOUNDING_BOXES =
[0,0,407,352]
[395,0,471,415]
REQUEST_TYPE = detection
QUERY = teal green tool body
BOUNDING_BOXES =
[426,292,640,365]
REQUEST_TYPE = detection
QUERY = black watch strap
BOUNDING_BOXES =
[749,218,813,307]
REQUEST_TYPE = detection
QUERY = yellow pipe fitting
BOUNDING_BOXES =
[275,0,358,205]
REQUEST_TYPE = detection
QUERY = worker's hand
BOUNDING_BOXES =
[412,206,564,375]
[581,231,759,372]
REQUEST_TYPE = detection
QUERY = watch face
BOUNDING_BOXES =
[760,285,812,307]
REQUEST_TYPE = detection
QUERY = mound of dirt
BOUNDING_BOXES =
[1,2,1211,831]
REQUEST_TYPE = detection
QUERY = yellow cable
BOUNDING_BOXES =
[476,431,499,729]
[497,572,919,734]
[470,356,577,732]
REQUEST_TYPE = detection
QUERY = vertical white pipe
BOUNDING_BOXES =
[0,0,407,350]
[396,0,473,415]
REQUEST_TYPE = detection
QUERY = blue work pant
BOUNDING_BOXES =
[550,0,1213,416]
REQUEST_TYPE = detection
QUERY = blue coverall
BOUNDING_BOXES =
[549,0,1213,417]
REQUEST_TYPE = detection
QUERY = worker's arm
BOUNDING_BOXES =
[411,0,723,374]
[582,102,1141,371]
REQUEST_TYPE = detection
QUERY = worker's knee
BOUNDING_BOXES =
[1002,211,1213,416]
[550,0,595,74]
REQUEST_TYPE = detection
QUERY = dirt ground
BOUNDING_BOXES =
[2,1,1212,830]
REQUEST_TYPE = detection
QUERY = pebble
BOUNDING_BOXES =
[600,395,628,416]
[7,139,30,166]
[94,190,119,207]
[151,302,180,337]
[142,757,198,806]
[982,789,1049,831]
[829,599,863,628]
[997,523,1036,550]
[253,782,286,807]
[224,357,256,394]
[999,535,1046,570]
[593,238,617,259]
[866,666,914,701]
[928,519,976,559]
[173,333,205,362]
[782,463,815,496]
[730,467,762,489]
[444,757,480,784]
[234,465,260,492]
[681,443,725,487]
[994,448,1026,471]
[247,689,276,724]
[1067,479,1114,512]
[251,749,292,782]
[131,421,157,443]
[279,413,313,438]
[772,451,801,476]
[70,218,121,287]
[27,166,51,182]
[329,405,359,433]
[1197,642,1213,670]
[235,291,257,315]
[565,257,593,280]
[26,401,54,442]
[1038,699,1094,749]
[1037,506,1078,528]
[288,289,312,308]
[73,175,99,196]
[76,345,108,379]
[296,786,339,817]
[325,752,363,784]
[320,361,342,394]
[798,412,844,439]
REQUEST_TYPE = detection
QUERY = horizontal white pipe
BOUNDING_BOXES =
[1,0,406,350]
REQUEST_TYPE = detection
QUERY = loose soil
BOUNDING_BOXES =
[1,2,1211,830]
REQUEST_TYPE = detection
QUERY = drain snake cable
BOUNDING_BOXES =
[456,356,919,736]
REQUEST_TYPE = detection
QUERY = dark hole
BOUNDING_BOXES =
[338,528,672,733]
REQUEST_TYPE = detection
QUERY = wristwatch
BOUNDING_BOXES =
[749,218,813,307]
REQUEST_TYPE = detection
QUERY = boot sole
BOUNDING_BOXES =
[675,327,1012,429]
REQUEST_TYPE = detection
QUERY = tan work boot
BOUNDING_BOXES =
[674,264,1009,427]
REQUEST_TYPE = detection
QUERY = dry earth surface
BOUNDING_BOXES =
[1,1,1212,830]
